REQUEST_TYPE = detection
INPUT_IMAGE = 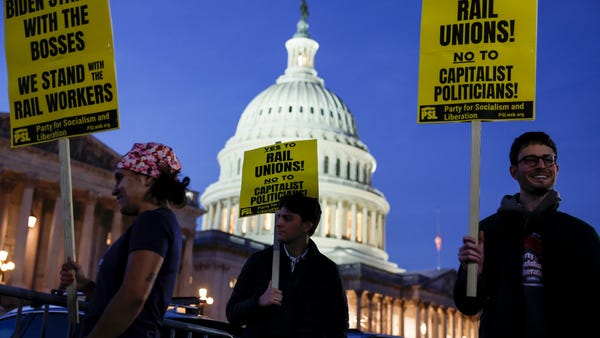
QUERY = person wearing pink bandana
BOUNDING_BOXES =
[60,142,189,337]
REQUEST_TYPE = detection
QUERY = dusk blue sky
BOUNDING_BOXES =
[2,1,599,271]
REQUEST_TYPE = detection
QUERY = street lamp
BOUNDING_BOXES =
[28,215,37,228]
[420,322,427,337]
[198,288,214,316]
[0,250,15,284]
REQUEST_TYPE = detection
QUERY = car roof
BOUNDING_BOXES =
[0,303,241,337]
[2,304,71,316]
[165,305,243,336]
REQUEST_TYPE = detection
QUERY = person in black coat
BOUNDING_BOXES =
[226,192,349,338]
[454,131,600,338]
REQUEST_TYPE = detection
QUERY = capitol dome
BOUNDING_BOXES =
[200,5,402,273]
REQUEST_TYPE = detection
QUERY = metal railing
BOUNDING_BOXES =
[0,284,237,338]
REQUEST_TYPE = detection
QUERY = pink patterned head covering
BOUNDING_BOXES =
[116,142,182,179]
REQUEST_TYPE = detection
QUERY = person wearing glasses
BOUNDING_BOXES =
[453,131,600,338]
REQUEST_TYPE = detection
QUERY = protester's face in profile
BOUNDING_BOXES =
[275,207,310,244]
[510,143,559,196]
[112,169,149,216]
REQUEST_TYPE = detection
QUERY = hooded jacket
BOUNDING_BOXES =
[453,190,600,338]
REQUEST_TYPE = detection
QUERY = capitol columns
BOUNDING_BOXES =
[365,210,372,245]
[0,172,18,251]
[44,194,64,291]
[382,295,394,335]
[313,197,329,237]
[360,205,368,243]
[350,203,357,241]
[224,198,232,233]
[363,290,374,332]
[334,200,343,239]
[110,206,123,244]
[176,227,195,296]
[10,174,36,288]
[200,201,212,231]
[402,298,420,338]
[436,305,447,338]
[214,202,222,231]
[78,190,99,273]
[393,298,406,337]
[348,289,363,330]
[371,293,385,333]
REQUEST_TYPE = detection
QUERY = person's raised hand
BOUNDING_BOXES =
[59,257,85,290]
[458,230,484,273]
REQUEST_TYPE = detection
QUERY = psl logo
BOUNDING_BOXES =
[13,128,31,144]
[420,107,437,120]
[240,208,253,216]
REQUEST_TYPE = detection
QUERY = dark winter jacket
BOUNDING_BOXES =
[226,239,349,338]
[453,191,600,338]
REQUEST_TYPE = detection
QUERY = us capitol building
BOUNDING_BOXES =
[0,3,479,338]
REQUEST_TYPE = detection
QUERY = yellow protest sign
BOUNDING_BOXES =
[239,139,319,217]
[417,0,537,123]
[4,0,119,147]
